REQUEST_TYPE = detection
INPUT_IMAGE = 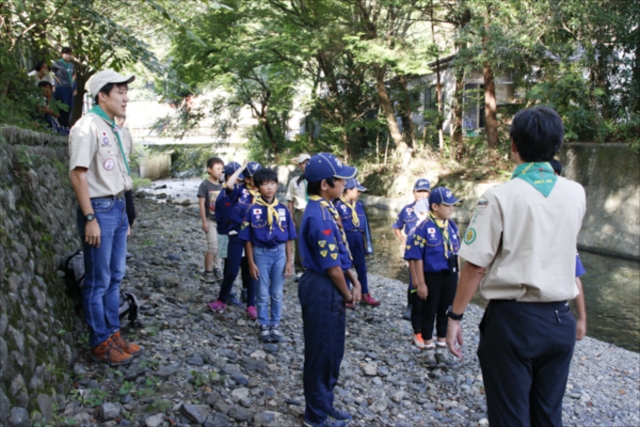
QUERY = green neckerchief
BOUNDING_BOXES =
[59,58,73,86]
[511,162,557,197]
[89,105,130,175]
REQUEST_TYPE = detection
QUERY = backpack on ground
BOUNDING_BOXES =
[61,250,142,328]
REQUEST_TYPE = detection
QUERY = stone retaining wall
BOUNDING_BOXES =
[0,126,78,425]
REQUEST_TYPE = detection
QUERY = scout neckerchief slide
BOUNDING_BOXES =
[256,197,283,232]
[89,105,130,175]
[511,162,557,197]
[428,212,453,259]
[309,195,352,260]
[339,195,360,227]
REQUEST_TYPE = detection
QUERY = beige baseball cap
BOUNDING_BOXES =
[88,70,135,97]
[292,153,311,164]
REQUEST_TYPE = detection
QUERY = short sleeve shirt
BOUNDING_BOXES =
[404,218,460,272]
[286,177,308,211]
[300,199,352,275]
[575,253,586,277]
[238,201,297,248]
[198,179,223,221]
[393,202,420,235]
[69,113,132,198]
[459,176,586,302]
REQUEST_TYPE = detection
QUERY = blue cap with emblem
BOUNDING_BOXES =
[429,187,459,206]
[414,178,431,192]
[224,162,244,180]
[245,161,263,177]
[305,153,357,182]
[345,178,366,192]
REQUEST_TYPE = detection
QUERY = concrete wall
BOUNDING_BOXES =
[0,126,78,425]
[561,143,640,260]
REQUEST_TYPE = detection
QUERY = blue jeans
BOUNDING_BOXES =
[253,244,286,326]
[77,197,128,348]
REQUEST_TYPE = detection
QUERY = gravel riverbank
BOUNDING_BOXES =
[56,198,639,427]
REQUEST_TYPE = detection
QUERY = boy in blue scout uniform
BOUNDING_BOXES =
[404,187,460,367]
[239,168,297,343]
[208,160,261,319]
[335,179,380,308]
[298,153,362,427]
[393,178,431,319]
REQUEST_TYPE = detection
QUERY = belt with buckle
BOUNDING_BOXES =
[92,190,125,200]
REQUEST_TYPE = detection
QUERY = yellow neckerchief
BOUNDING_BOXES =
[428,212,453,259]
[255,196,283,232]
[309,195,352,260]
[339,195,360,228]
[247,186,259,199]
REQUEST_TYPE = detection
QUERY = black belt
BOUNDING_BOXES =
[92,190,125,200]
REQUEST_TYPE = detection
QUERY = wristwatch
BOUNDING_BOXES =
[85,213,96,222]
[446,306,463,320]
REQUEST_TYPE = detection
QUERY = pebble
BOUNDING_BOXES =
[54,197,640,427]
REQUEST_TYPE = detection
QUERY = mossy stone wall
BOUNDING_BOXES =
[0,126,78,425]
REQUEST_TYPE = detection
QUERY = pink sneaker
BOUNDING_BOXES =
[246,306,257,320]
[345,302,356,310]
[361,294,381,307]
[208,300,226,313]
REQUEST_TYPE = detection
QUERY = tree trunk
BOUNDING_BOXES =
[375,65,407,155]
[398,76,415,147]
[451,65,465,159]
[483,62,499,148]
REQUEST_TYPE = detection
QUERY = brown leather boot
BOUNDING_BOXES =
[90,338,133,366]
[111,331,142,357]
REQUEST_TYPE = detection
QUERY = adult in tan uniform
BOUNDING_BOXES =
[286,153,310,274]
[69,70,142,366]
[446,106,586,426]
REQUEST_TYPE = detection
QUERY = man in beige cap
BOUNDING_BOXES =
[286,153,310,275]
[68,69,141,366]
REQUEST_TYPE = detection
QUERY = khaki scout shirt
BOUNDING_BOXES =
[286,177,307,211]
[459,176,586,302]
[68,113,133,198]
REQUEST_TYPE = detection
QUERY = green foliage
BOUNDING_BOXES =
[165,145,217,177]
[132,177,152,191]
[147,398,172,413]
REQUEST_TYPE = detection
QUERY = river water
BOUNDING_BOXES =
[143,179,640,352]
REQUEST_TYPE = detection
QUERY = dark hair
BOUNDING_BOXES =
[34,61,46,72]
[549,159,562,175]
[207,157,224,169]
[307,175,336,196]
[253,168,278,187]
[61,47,72,54]
[37,80,52,89]
[510,106,563,162]
[94,82,128,105]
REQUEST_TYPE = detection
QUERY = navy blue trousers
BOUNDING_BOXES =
[54,85,74,127]
[217,234,255,306]
[478,300,576,427]
[299,270,346,425]
[345,231,369,294]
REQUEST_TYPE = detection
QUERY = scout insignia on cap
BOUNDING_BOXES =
[331,253,338,260]
[464,228,477,244]
[318,240,326,248]
[320,250,328,257]
[103,158,115,171]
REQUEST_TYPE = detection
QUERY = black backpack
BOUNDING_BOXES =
[62,250,142,328]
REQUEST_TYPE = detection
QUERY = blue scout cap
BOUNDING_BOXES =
[245,161,263,177]
[429,187,459,206]
[345,178,367,192]
[305,153,357,182]
[224,162,244,180]
[414,178,431,192]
